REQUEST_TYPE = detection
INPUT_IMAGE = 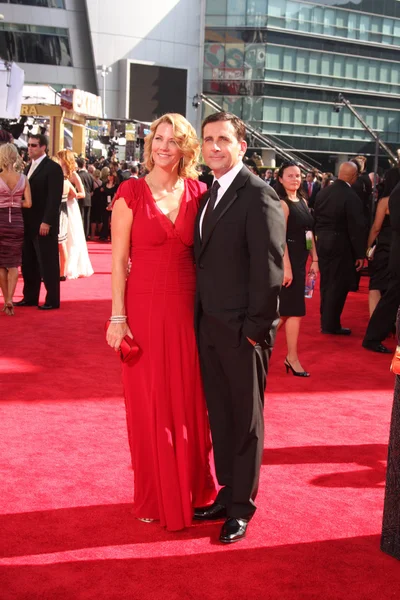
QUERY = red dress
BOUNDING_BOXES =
[115,177,216,531]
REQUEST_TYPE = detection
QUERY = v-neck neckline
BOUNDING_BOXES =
[144,178,186,228]
[0,174,22,193]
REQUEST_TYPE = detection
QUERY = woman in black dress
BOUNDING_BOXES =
[275,162,317,377]
[367,169,400,316]
[99,172,119,242]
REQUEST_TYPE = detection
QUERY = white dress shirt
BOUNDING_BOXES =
[199,160,244,236]
[27,153,47,179]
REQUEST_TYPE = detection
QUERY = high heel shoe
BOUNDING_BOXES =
[4,302,14,316]
[284,357,310,377]
[137,518,155,523]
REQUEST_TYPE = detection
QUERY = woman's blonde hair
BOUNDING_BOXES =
[0,143,20,170]
[144,113,200,179]
[56,149,76,177]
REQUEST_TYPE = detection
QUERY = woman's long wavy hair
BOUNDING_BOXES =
[143,113,200,180]
[274,161,307,202]
[56,149,76,177]
[0,143,22,171]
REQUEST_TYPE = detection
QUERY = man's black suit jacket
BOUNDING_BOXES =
[194,166,285,345]
[302,180,320,209]
[23,156,64,234]
[352,172,373,229]
[314,179,365,260]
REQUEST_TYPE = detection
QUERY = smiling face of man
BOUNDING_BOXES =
[202,120,247,180]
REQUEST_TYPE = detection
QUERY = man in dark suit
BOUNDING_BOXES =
[302,171,320,209]
[193,112,285,544]
[314,162,365,334]
[15,134,64,310]
[76,157,94,238]
[363,180,400,353]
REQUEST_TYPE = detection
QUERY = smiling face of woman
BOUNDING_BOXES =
[151,122,183,171]
[279,165,302,195]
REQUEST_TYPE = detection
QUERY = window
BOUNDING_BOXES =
[264,45,400,95]
[6,0,65,7]
[0,23,72,66]
[203,94,400,149]
[263,0,400,47]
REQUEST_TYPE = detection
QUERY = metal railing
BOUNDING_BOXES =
[197,93,320,173]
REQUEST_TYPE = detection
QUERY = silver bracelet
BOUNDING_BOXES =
[109,315,127,323]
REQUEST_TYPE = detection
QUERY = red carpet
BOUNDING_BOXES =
[1,243,399,599]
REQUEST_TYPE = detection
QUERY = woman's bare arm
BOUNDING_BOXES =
[22,177,32,208]
[106,198,133,350]
[367,196,389,249]
[71,171,85,199]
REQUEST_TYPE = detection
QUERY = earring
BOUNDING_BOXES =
[179,157,184,171]
[150,154,155,166]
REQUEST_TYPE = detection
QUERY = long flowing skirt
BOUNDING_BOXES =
[66,198,94,279]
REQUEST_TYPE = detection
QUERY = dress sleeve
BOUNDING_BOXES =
[187,178,207,209]
[112,179,139,211]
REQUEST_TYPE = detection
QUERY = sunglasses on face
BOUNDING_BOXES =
[28,143,39,147]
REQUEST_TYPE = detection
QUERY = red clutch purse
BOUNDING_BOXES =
[105,320,141,364]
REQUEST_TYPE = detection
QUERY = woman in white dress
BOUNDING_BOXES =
[56,150,94,279]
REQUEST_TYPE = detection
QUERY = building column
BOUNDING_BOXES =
[72,124,86,157]
[261,149,276,167]
[335,153,349,175]
[49,113,65,157]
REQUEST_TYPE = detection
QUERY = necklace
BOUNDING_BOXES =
[146,175,183,201]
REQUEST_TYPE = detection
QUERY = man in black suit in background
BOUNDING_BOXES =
[15,134,64,310]
[193,112,285,544]
[76,157,94,239]
[363,180,400,353]
[302,171,320,209]
[314,162,365,335]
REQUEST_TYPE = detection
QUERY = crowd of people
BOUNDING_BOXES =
[0,137,145,312]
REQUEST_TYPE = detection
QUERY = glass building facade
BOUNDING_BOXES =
[203,0,400,168]
[0,23,72,66]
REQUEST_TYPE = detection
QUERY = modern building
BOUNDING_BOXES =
[2,0,400,170]
[203,0,400,170]
[0,0,205,129]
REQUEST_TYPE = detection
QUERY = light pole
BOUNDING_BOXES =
[97,64,112,118]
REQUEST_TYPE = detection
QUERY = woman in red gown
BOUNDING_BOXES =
[106,114,215,531]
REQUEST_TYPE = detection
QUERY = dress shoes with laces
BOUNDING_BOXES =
[362,341,391,354]
[38,304,59,311]
[14,299,37,307]
[193,502,227,521]
[219,518,248,544]
[321,327,351,336]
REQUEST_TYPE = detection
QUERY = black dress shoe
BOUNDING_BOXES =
[321,327,351,336]
[14,299,37,307]
[38,304,59,311]
[60,276,67,282]
[219,518,248,544]
[193,502,227,521]
[362,341,391,354]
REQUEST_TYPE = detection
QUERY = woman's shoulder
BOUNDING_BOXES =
[113,177,144,210]
[116,177,143,197]
[185,178,207,197]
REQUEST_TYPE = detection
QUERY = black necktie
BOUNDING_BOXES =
[202,180,220,240]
